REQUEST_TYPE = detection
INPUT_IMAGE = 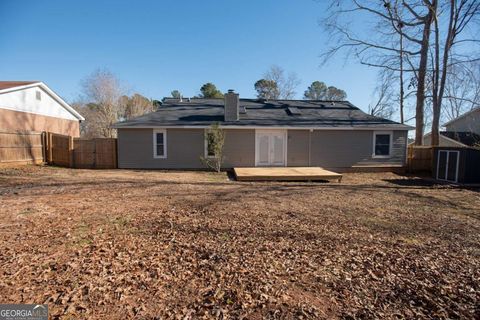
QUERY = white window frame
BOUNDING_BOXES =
[372,131,393,159]
[204,129,215,159]
[153,129,167,159]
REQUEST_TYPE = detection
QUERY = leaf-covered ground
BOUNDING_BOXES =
[0,166,479,319]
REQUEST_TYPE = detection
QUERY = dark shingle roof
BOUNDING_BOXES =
[114,98,412,130]
[441,131,480,147]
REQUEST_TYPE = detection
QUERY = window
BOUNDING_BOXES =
[153,129,167,158]
[205,131,215,158]
[373,132,392,158]
[36,91,42,100]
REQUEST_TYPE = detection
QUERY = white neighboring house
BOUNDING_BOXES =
[0,81,84,136]
[423,107,480,147]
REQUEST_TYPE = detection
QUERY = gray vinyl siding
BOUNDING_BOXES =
[223,129,255,167]
[309,130,406,169]
[287,130,310,166]
[118,128,255,169]
[118,128,408,169]
[118,128,204,169]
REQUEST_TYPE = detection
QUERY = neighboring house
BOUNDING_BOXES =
[444,107,480,134]
[423,107,480,147]
[0,81,84,136]
[113,90,413,171]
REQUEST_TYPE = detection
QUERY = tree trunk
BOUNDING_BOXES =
[415,2,435,146]
[399,30,405,124]
[431,0,455,146]
[431,5,441,146]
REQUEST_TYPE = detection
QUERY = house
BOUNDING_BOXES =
[113,90,413,171]
[0,81,84,136]
[423,107,480,147]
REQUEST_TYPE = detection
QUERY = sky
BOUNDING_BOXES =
[0,0,379,112]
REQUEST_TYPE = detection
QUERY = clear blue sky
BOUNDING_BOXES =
[0,0,378,112]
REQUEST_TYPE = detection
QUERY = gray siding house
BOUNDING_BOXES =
[114,90,413,171]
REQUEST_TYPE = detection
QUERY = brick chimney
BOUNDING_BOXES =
[224,89,239,121]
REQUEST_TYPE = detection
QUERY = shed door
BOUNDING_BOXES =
[436,150,459,183]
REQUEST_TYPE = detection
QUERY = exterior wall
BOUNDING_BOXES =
[223,129,255,167]
[0,86,79,121]
[445,109,480,134]
[287,130,310,166]
[117,128,255,169]
[118,128,408,170]
[0,108,80,137]
[309,130,407,169]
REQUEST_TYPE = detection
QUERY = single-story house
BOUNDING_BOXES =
[0,81,84,136]
[113,90,413,171]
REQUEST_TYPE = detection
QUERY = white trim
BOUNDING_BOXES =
[114,125,413,131]
[203,129,215,159]
[255,129,287,167]
[436,150,460,183]
[153,129,167,159]
[372,131,393,159]
[0,82,85,121]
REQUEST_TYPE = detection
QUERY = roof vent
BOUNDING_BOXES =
[239,106,247,114]
[287,106,301,115]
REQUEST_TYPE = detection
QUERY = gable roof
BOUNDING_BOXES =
[114,98,412,130]
[441,131,480,147]
[443,107,480,126]
[0,81,84,121]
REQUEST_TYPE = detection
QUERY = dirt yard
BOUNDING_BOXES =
[0,166,479,319]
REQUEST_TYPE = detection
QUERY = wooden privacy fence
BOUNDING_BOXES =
[407,146,433,173]
[46,133,117,169]
[0,131,45,165]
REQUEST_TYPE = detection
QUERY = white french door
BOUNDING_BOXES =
[436,150,459,183]
[255,130,287,166]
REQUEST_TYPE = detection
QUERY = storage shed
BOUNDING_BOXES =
[433,146,480,183]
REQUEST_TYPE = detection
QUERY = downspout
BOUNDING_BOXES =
[309,129,312,166]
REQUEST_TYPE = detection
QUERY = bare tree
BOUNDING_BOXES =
[121,93,155,120]
[322,1,437,144]
[322,0,479,145]
[80,69,125,138]
[368,70,396,119]
[430,0,480,145]
[443,61,480,121]
[264,65,301,99]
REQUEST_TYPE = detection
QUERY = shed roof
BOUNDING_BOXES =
[114,98,412,130]
[441,131,480,147]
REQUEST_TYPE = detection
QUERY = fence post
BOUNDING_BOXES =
[113,139,118,169]
[68,136,74,168]
[47,132,53,164]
